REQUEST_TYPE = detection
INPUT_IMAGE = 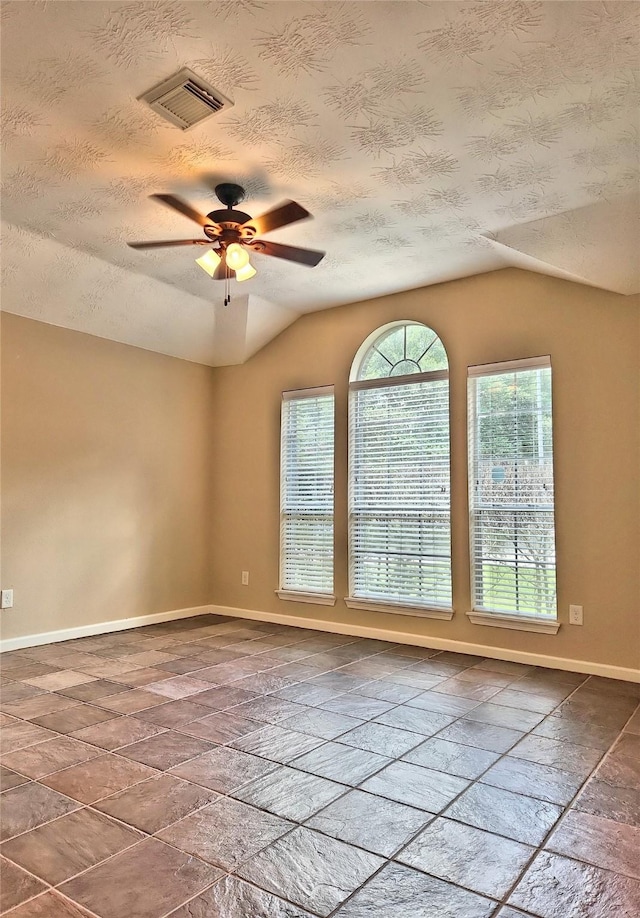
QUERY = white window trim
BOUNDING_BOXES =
[345,597,454,620]
[468,355,551,378]
[467,354,558,624]
[279,385,335,596]
[348,324,453,612]
[277,590,337,606]
[350,368,449,391]
[282,385,334,400]
[467,610,560,634]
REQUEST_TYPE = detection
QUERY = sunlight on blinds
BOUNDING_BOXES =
[280,388,335,594]
[349,376,452,608]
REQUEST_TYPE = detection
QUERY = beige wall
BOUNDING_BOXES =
[210,268,640,671]
[2,269,639,671]
[1,313,215,641]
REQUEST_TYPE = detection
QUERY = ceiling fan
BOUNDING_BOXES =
[128,183,325,305]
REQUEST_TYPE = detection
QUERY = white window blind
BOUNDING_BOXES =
[349,375,452,609]
[280,387,335,595]
[468,356,557,619]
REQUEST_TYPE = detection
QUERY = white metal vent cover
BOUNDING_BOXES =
[139,68,233,130]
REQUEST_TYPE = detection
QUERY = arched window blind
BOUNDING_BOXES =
[348,322,452,614]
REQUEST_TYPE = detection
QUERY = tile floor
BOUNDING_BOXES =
[0,614,639,917]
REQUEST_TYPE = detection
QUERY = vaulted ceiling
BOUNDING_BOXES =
[1,1,638,365]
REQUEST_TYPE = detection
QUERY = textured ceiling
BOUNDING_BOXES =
[1,1,638,365]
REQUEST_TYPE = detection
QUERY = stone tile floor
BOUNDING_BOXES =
[0,614,639,917]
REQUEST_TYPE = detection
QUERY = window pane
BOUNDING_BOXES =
[358,322,447,380]
[280,390,334,593]
[418,337,448,372]
[406,324,437,361]
[468,362,557,618]
[359,348,393,380]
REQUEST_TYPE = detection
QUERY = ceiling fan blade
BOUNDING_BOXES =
[250,239,325,266]
[245,200,311,236]
[150,194,210,227]
[127,239,207,249]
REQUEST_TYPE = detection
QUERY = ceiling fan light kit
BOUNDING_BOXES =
[225,242,250,270]
[195,249,221,277]
[235,262,257,282]
[128,182,325,306]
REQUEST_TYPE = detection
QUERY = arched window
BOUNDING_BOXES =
[347,321,452,616]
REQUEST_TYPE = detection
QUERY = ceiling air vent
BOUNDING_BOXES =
[139,68,233,130]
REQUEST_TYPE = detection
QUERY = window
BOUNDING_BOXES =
[468,356,557,622]
[278,386,335,603]
[347,322,452,617]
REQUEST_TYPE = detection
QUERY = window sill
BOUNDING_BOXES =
[276,590,336,606]
[467,610,560,634]
[345,598,454,621]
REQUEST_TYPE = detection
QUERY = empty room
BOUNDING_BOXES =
[1,2,639,917]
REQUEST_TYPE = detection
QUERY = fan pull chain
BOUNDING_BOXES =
[224,259,231,307]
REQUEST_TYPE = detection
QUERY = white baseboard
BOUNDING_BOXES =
[0,605,215,653]
[3,601,638,685]
[212,604,640,684]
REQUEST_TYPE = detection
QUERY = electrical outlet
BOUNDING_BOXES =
[1,589,14,609]
[241,571,249,586]
[569,604,583,625]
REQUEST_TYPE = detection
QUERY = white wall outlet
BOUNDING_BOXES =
[569,604,583,625]
[1,589,14,609]
[241,571,249,586]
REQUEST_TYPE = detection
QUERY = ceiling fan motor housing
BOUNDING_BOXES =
[207,183,256,240]
[206,208,252,226]
[214,182,246,208]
